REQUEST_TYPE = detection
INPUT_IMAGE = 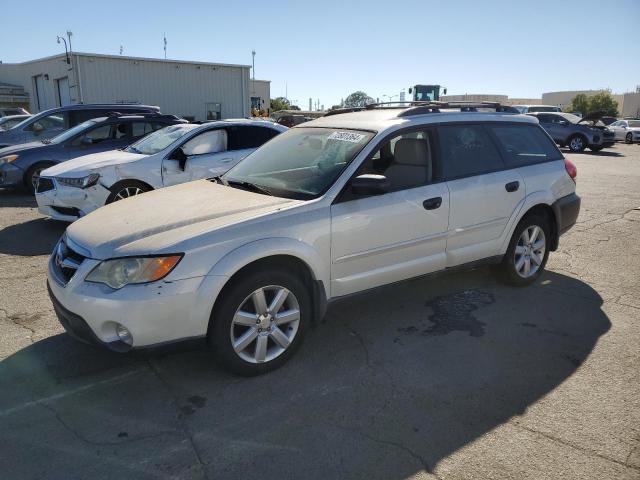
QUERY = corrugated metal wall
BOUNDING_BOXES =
[77,55,250,120]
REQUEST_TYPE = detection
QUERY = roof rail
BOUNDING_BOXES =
[325,101,519,117]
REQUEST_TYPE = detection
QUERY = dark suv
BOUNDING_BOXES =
[0,103,161,148]
[0,113,185,191]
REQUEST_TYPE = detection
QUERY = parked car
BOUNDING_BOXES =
[600,116,618,126]
[0,114,31,131]
[512,105,561,113]
[0,107,29,117]
[0,103,161,148]
[528,112,615,152]
[609,119,640,144]
[0,113,185,192]
[36,119,287,221]
[47,103,580,375]
[277,114,309,127]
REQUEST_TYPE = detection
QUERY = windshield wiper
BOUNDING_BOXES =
[226,179,273,196]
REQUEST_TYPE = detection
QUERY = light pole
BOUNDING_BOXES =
[57,36,70,64]
[66,30,73,52]
[382,94,398,104]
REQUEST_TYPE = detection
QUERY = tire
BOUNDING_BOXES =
[24,162,55,193]
[493,213,551,287]
[626,133,633,144]
[209,269,311,376]
[105,180,151,204]
[589,146,604,152]
[568,135,587,153]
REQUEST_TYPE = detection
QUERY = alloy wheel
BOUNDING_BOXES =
[114,186,143,201]
[569,137,584,152]
[230,285,301,364]
[627,133,633,144]
[514,225,546,279]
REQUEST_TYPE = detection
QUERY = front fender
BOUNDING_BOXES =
[207,237,330,298]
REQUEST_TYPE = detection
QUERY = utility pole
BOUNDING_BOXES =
[163,34,167,59]
[251,50,256,96]
[66,30,73,52]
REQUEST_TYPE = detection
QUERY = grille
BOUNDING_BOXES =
[36,177,55,193]
[52,237,86,285]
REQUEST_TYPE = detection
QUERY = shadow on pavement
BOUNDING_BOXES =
[0,270,610,479]
[0,218,66,256]
[562,148,624,157]
[0,189,36,208]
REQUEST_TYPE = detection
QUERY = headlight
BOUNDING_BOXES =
[0,154,18,164]
[85,255,183,289]
[56,173,100,189]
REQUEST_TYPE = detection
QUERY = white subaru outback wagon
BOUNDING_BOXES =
[47,102,580,376]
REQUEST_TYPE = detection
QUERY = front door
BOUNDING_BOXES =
[330,129,450,297]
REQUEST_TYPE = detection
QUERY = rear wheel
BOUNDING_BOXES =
[105,180,151,204]
[626,133,634,144]
[24,162,55,193]
[568,135,586,153]
[209,269,310,376]
[493,213,550,287]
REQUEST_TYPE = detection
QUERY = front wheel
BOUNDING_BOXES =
[568,135,586,153]
[105,180,151,204]
[626,133,634,144]
[24,162,55,193]
[209,269,311,376]
[493,214,550,287]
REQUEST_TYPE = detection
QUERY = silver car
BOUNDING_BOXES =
[609,119,640,144]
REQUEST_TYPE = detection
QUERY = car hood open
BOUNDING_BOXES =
[43,150,146,176]
[65,179,302,259]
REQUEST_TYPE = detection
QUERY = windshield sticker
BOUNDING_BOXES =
[328,131,366,143]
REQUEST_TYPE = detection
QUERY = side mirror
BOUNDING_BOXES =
[351,174,389,196]
[169,147,188,170]
[81,136,93,146]
[443,88,447,95]
[408,87,413,94]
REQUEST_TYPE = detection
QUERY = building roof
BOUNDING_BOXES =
[1,52,251,69]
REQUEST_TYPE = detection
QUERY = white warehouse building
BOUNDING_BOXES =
[0,52,271,121]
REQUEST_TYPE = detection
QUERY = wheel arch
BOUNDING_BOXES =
[207,239,329,326]
[518,203,559,251]
[23,160,57,187]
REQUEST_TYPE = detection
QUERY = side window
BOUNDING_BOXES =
[182,129,227,156]
[438,124,504,179]
[227,126,280,150]
[29,111,70,132]
[72,109,109,124]
[71,124,113,145]
[536,114,552,124]
[489,124,562,167]
[357,129,435,192]
[131,121,155,138]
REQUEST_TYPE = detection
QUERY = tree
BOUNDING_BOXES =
[344,91,375,108]
[564,94,590,115]
[270,97,290,112]
[588,92,619,117]
[564,92,619,117]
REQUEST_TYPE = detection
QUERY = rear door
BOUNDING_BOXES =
[440,123,525,266]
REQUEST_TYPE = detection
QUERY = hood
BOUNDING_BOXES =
[43,149,145,176]
[0,141,49,157]
[66,180,302,259]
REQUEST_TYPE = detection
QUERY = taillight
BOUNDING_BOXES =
[564,158,577,182]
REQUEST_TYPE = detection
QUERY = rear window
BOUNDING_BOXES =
[438,124,504,179]
[490,124,562,166]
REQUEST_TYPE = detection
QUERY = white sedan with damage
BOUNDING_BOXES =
[35,119,286,221]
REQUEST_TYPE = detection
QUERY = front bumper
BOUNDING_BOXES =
[47,243,228,349]
[0,162,24,187]
[35,178,111,221]
[552,192,581,235]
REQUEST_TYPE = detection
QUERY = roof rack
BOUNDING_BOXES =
[104,112,183,120]
[324,101,520,117]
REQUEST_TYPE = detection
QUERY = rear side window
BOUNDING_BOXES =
[490,124,562,166]
[438,124,504,179]
[227,126,280,150]
[131,121,155,137]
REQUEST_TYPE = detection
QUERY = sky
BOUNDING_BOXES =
[2,0,639,108]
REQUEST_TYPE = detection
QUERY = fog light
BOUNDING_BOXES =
[115,324,133,346]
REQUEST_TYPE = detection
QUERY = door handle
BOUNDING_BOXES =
[505,181,519,192]
[423,197,442,210]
